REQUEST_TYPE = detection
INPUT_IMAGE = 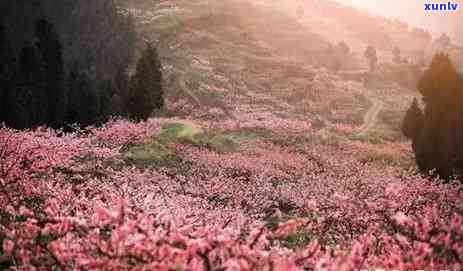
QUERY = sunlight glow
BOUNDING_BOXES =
[334,0,462,35]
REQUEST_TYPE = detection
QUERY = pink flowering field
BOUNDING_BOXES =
[1,116,462,270]
[1,1,463,270]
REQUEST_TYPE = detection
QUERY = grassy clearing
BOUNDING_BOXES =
[124,141,178,168]
[200,127,273,153]
[158,122,203,145]
[123,123,275,167]
[280,230,313,249]
[124,122,202,167]
[200,133,238,153]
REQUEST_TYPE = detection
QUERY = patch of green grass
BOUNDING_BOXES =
[124,122,203,168]
[197,127,273,153]
[124,140,179,168]
[124,124,273,167]
[159,122,203,145]
[201,134,238,154]
[281,230,313,249]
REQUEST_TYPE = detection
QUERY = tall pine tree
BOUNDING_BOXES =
[402,98,423,151]
[409,53,463,180]
[0,20,23,128]
[0,20,11,123]
[65,62,100,127]
[128,43,163,121]
[35,18,66,128]
[18,42,47,126]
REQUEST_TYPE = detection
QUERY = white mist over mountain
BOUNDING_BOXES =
[334,0,462,43]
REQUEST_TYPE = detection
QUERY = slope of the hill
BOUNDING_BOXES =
[123,0,417,143]
[336,0,463,44]
[260,0,428,56]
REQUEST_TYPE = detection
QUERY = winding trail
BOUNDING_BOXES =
[357,97,383,136]
[170,67,202,107]
[178,72,202,106]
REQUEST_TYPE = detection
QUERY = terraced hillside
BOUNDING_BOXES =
[124,0,417,144]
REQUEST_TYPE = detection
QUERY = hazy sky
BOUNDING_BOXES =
[334,0,462,37]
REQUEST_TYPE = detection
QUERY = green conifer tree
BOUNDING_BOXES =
[18,42,48,126]
[413,53,463,180]
[0,20,31,129]
[36,18,66,128]
[128,43,163,121]
[402,98,423,144]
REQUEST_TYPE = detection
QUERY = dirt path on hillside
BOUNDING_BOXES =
[170,67,202,106]
[357,98,383,136]
[179,72,202,106]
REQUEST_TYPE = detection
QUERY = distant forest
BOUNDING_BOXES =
[0,0,163,129]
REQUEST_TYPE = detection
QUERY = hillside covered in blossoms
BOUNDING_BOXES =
[1,0,463,270]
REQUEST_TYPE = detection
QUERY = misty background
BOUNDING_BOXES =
[336,0,463,44]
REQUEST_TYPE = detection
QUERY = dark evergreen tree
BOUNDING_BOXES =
[97,79,115,121]
[41,0,137,81]
[35,19,66,128]
[110,69,130,117]
[1,0,136,81]
[364,45,378,72]
[1,1,137,129]
[402,98,423,151]
[0,21,12,123]
[128,44,164,121]
[65,62,100,127]
[410,53,463,180]
[18,42,47,126]
[0,20,22,128]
